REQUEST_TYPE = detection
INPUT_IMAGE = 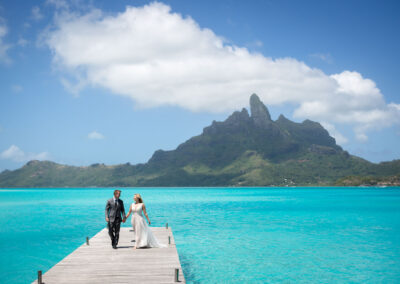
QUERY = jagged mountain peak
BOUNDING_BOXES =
[249,94,272,125]
[225,108,250,123]
[277,114,289,122]
[2,92,399,187]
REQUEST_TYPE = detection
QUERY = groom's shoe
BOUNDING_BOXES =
[112,245,117,249]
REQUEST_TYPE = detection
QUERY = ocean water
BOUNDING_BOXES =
[0,187,399,283]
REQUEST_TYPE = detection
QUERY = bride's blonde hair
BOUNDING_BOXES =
[134,194,144,204]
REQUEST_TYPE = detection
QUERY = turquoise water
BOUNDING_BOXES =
[0,187,399,283]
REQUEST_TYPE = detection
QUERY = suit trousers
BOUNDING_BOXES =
[108,217,121,246]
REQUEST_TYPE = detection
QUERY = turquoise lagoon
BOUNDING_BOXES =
[0,187,399,283]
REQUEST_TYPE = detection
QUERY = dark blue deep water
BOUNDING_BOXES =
[0,187,399,283]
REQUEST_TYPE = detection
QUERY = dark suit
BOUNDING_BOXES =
[105,198,126,247]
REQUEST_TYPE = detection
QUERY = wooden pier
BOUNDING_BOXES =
[32,227,185,283]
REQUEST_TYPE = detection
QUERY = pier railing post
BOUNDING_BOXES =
[38,270,42,284]
[86,236,89,245]
[174,268,179,282]
[166,222,168,229]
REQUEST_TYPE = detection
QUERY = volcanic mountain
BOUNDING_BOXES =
[0,94,399,187]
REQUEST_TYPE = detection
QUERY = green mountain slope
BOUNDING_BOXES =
[1,94,399,187]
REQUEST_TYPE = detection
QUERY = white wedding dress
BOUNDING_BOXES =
[131,203,167,248]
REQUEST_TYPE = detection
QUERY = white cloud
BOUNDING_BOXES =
[88,131,104,140]
[320,122,348,145]
[0,17,11,64]
[294,71,400,141]
[60,76,86,96]
[0,145,50,163]
[31,6,43,21]
[44,2,400,141]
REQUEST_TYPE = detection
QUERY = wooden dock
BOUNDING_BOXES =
[32,227,185,283]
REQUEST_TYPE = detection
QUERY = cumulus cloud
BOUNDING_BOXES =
[294,71,400,141]
[88,131,104,140]
[0,145,50,162]
[44,2,400,142]
[0,17,11,64]
[320,122,348,145]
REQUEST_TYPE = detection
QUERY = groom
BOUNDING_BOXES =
[105,189,126,249]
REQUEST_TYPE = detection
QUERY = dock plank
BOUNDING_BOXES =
[32,227,185,283]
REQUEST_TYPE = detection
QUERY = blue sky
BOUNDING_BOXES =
[0,0,399,171]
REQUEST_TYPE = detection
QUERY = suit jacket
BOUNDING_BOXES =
[105,198,126,222]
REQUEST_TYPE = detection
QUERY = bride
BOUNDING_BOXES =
[125,194,166,249]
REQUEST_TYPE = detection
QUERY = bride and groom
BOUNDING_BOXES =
[105,189,166,249]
